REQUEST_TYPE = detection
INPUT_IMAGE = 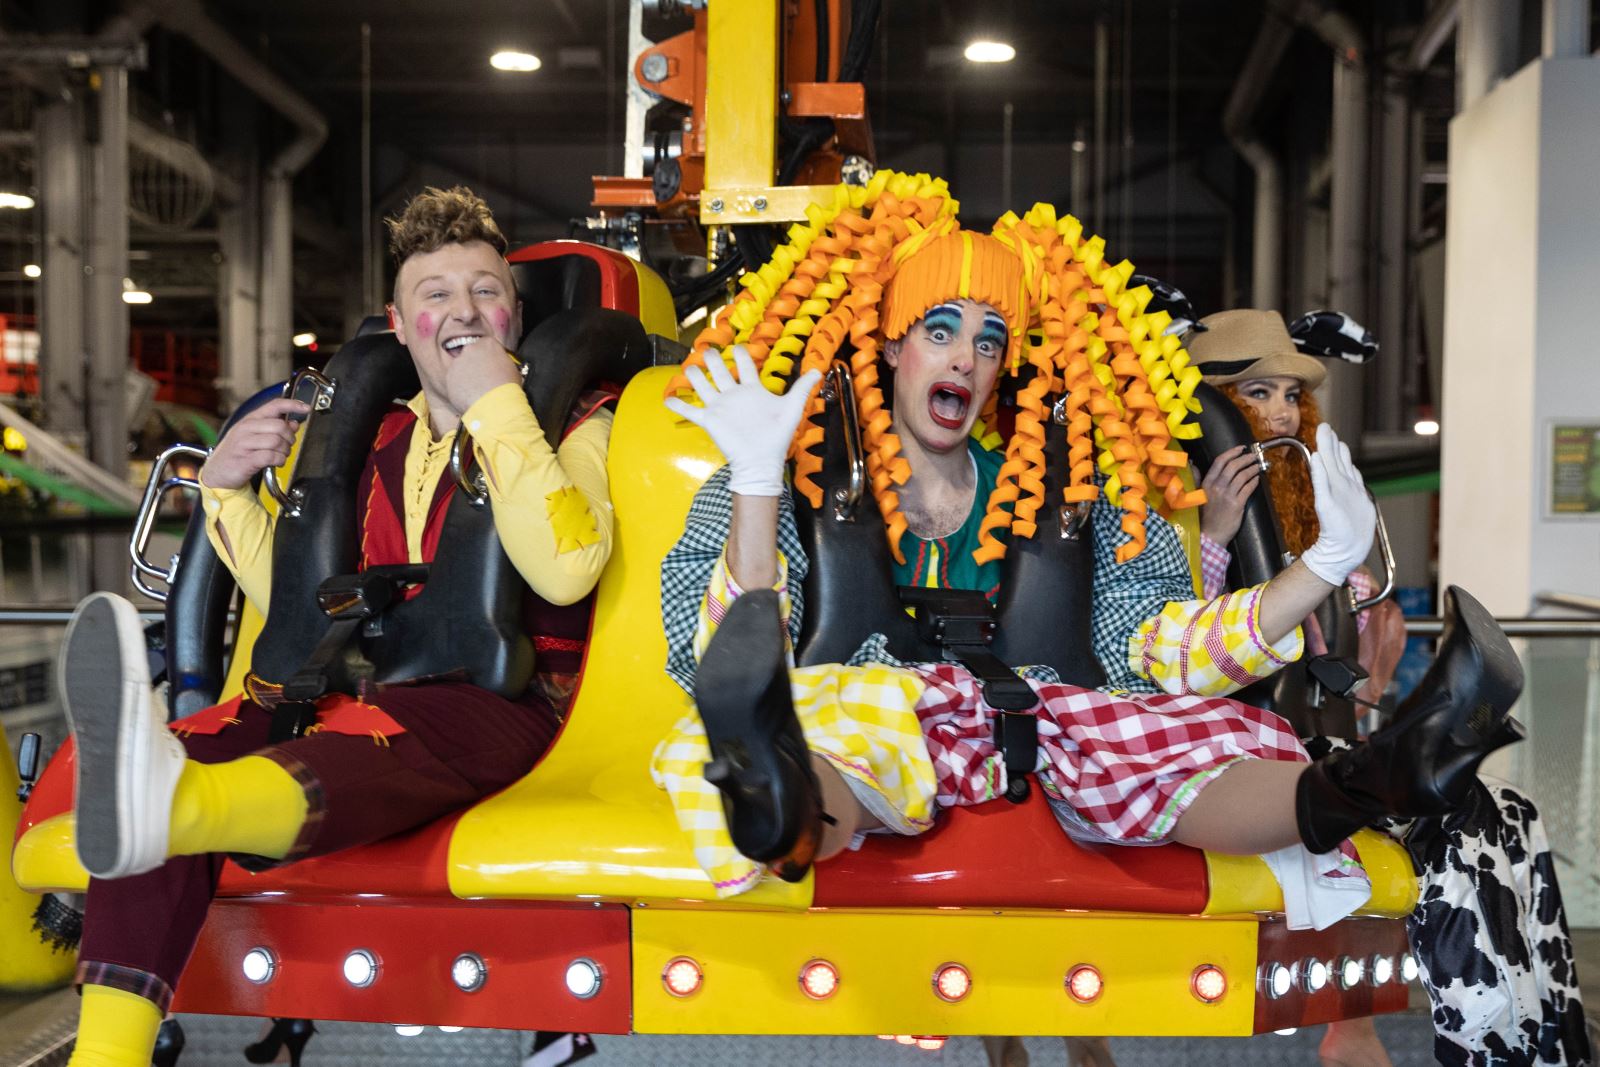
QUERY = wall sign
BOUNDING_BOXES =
[1549,423,1600,516]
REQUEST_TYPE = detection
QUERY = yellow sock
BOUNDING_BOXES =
[68,984,163,1067]
[168,756,308,860]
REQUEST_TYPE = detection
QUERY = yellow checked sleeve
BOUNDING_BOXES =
[459,382,615,606]
[198,476,275,614]
[1128,583,1304,697]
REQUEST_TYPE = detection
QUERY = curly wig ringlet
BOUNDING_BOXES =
[669,171,1211,566]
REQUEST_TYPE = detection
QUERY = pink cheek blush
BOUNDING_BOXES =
[491,308,511,339]
[413,312,436,341]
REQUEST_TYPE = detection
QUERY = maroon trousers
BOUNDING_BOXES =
[76,683,559,1011]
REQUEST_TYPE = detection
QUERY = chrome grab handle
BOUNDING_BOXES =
[129,443,210,603]
[1252,436,1396,613]
[820,360,866,521]
[262,367,337,516]
[448,427,490,507]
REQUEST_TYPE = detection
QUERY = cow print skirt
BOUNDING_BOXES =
[1306,737,1591,1065]
[1404,778,1592,1066]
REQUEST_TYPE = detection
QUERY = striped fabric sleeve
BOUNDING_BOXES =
[1128,583,1304,697]
[690,551,796,668]
[1198,532,1231,601]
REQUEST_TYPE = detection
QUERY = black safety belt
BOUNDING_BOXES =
[899,588,1038,803]
[268,564,430,742]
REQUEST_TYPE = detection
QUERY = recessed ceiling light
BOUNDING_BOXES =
[22,263,41,278]
[964,40,1016,63]
[0,192,35,210]
[490,50,541,73]
[292,332,317,347]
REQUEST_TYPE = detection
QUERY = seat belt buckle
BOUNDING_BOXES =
[996,710,1037,803]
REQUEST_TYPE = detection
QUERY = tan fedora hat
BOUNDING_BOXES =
[1187,309,1327,390]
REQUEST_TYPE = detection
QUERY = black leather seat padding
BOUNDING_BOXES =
[793,385,1102,688]
[247,307,651,698]
[1182,381,1358,738]
[511,257,603,337]
[163,383,284,720]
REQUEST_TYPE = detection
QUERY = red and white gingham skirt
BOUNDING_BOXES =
[910,662,1310,844]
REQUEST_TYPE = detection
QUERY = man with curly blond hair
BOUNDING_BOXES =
[52,186,617,1067]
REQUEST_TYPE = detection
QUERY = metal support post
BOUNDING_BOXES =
[85,66,130,592]
[259,173,294,389]
[34,90,87,438]
[1459,0,1521,107]
[1541,0,1589,58]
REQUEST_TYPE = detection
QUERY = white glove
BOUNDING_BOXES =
[664,346,823,497]
[1299,423,1377,586]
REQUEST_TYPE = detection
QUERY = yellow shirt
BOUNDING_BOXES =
[199,382,614,612]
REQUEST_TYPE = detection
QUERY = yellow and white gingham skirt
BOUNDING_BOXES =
[650,663,938,897]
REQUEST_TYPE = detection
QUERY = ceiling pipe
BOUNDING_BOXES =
[1542,0,1589,58]
[127,0,326,179]
[1408,0,1461,70]
[1221,11,1297,310]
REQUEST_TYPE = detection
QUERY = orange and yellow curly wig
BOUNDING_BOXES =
[666,171,1208,566]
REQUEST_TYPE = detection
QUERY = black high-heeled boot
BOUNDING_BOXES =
[243,1019,317,1067]
[694,588,824,882]
[151,1018,185,1067]
[1297,585,1525,854]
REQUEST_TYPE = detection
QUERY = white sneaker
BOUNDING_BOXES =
[60,592,186,879]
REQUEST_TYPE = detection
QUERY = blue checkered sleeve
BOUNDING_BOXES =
[1089,494,1195,695]
[661,465,809,693]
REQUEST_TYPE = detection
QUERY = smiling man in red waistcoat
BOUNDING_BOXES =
[55,186,614,1067]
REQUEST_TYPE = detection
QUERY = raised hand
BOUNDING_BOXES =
[1198,444,1262,546]
[442,336,522,421]
[665,346,823,497]
[199,398,310,491]
[1299,424,1377,586]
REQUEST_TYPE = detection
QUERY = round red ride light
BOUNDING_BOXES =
[799,959,840,1000]
[916,1037,947,1050]
[895,1034,917,1045]
[932,963,972,1003]
[1066,964,1104,1004]
[1191,964,1228,1004]
[661,957,703,998]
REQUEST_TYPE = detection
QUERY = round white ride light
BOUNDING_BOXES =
[798,959,840,1001]
[342,949,378,988]
[1065,964,1104,1004]
[394,1025,424,1037]
[932,963,972,1003]
[1258,962,1292,1000]
[1297,958,1329,993]
[1369,954,1394,986]
[1336,956,1365,990]
[437,1026,464,1033]
[241,947,276,985]
[451,953,487,993]
[1400,953,1421,983]
[1190,964,1227,1004]
[565,958,603,1000]
[662,957,703,998]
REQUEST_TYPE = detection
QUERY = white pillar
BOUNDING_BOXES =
[34,92,86,438]
[1440,55,1600,612]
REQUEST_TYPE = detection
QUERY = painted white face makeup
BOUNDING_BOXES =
[885,298,1008,456]
[1235,375,1304,437]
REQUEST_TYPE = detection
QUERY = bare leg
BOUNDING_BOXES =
[811,754,883,860]
[1169,759,1305,854]
[1064,1036,1116,1067]
[1318,1017,1394,1067]
[981,1035,1030,1067]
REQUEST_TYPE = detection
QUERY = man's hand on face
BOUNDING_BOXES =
[441,334,522,420]
[199,398,311,491]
